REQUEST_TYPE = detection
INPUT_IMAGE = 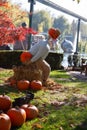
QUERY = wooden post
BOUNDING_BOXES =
[76,18,80,53]
[28,0,36,49]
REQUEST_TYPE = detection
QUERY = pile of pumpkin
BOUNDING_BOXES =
[8,77,62,90]
[9,79,43,91]
[0,94,39,130]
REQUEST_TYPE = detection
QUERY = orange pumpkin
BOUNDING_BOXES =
[21,104,39,120]
[30,80,42,90]
[20,52,32,63]
[48,28,60,39]
[0,113,11,130]
[7,107,26,127]
[0,94,12,112]
[17,80,30,90]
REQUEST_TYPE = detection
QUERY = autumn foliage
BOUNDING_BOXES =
[0,10,37,45]
[0,2,38,46]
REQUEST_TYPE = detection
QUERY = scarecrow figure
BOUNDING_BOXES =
[20,28,61,84]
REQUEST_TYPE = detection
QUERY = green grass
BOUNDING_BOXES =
[0,69,87,130]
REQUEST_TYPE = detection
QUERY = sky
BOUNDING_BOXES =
[11,0,87,23]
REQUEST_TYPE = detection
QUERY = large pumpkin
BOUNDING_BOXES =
[7,107,26,127]
[0,94,12,111]
[21,104,39,120]
[20,52,32,63]
[17,80,30,90]
[30,80,42,90]
[0,113,11,130]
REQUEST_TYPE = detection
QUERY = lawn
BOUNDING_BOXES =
[0,68,87,130]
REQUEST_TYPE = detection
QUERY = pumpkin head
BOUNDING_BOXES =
[48,28,60,39]
[7,107,26,127]
[30,80,42,90]
[0,113,11,130]
[20,52,32,63]
[0,94,12,112]
[21,104,39,120]
[17,80,30,90]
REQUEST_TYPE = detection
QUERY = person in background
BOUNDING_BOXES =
[22,28,61,84]
[13,22,28,50]
[0,44,11,50]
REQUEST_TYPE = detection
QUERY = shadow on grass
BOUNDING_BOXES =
[0,85,19,94]
[33,100,87,130]
[0,84,30,98]
[74,118,87,130]
[50,70,71,80]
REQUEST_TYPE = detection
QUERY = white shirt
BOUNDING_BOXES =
[29,40,50,62]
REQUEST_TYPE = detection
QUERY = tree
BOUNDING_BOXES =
[32,10,53,32]
[0,1,37,46]
[0,13,26,45]
[80,22,87,38]
[53,16,70,35]
[0,7,16,44]
[71,20,77,36]
[0,1,29,27]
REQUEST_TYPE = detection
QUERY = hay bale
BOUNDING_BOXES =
[12,63,42,82]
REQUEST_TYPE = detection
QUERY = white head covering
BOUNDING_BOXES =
[61,39,74,53]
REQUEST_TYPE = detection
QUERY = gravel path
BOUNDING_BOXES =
[67,71,87,81]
